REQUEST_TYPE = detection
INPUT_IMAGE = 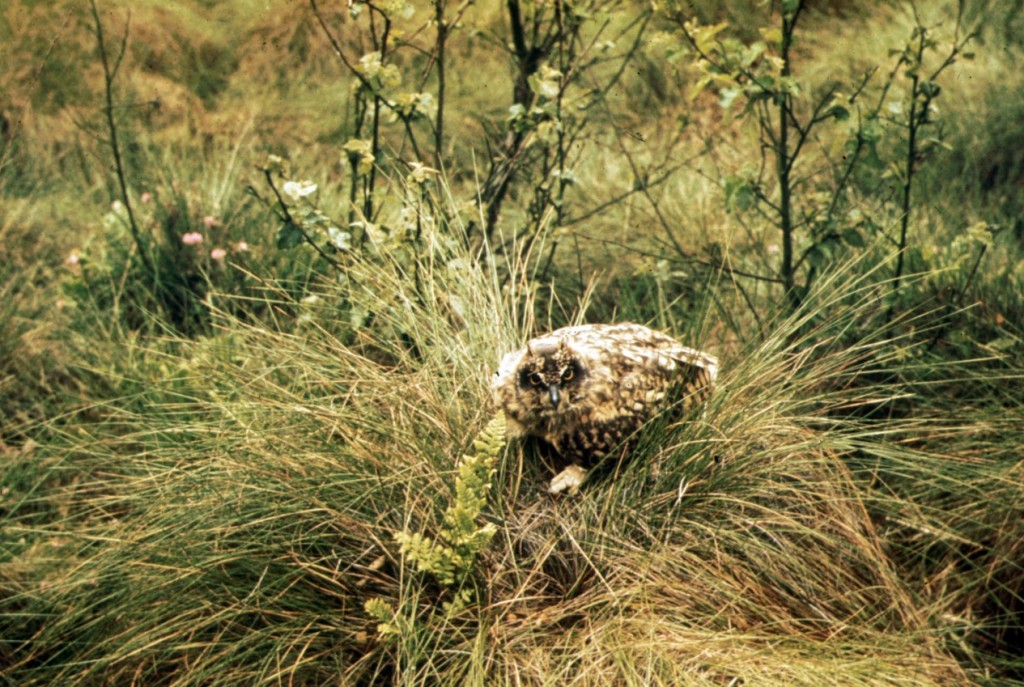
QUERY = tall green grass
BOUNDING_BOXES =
[5,205,1019,684]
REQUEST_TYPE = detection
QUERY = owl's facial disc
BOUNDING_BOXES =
[518,342,584,412]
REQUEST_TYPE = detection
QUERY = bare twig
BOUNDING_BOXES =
[433,0,448,172]
[89,0,154,276]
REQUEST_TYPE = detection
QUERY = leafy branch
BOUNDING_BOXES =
[249,159,345,270]
[671,0,974,317]
[367,412,506,636]
[888,2,974,302]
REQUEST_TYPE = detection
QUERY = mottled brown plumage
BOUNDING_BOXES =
[492,323,718,494]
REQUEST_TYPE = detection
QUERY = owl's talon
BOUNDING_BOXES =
[548,464,588,495]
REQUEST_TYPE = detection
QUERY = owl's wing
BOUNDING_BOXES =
[667,345,719,382]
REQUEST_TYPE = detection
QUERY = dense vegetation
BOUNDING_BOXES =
[2,0,1023,684]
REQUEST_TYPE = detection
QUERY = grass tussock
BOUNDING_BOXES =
[5,226,1012,685]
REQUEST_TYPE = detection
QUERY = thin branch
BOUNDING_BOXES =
[573,232,784,285]
[785,84,839,176]
[109,9,131,79]
[432,0,450,171]
[311,0,360,73]
[261,168,344,271]
[592,92,694,259]
[562,160,691,227]
[89,0,154,276]
[0,6,77,178]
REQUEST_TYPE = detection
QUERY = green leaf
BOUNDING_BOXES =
[741,94,770,121]
[693,21,729,54]
[778,76,801,96]
[841,228,866,248]
[277,221,303,249]
[806,244,829,270]
[719,86,743,110]
[687,74,714,103]
[919,80,941,99]
[827,104,850,121]
[740,41,767,68]
[759,26,783,48]
[723,175,756,212]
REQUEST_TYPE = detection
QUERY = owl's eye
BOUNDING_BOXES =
[560,367,574,382]
[528,372,544,386]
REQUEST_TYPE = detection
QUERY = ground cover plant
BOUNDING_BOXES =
[2,0,1023,684]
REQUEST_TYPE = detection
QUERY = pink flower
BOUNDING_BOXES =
[210,247,227,261]
[203,215,219,229]
[64,251,80,266]
[182,232,204,246]
[234,241,249,253]
[140,192,153,204]
[111,200,124,212]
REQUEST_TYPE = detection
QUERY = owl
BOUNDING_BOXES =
[492,323,718,495]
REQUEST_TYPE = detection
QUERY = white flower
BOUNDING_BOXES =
[282,180,318,202]
[407,161,438,185]
[534,65,563,100]
[327,226,352,251]
[549,167,575,185]
[383,0,413,19]
[358,52,383,79]
[390,92,435,121]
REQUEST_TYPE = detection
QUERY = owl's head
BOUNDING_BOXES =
[513,336,586,412]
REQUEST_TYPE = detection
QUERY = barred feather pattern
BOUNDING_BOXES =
[492,323,718,493]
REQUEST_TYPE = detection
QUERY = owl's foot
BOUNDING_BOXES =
[548,464,588,495]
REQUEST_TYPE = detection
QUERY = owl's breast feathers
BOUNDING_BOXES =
[493,323,718,467]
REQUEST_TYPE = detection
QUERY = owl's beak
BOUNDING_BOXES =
[548,383,561,408]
